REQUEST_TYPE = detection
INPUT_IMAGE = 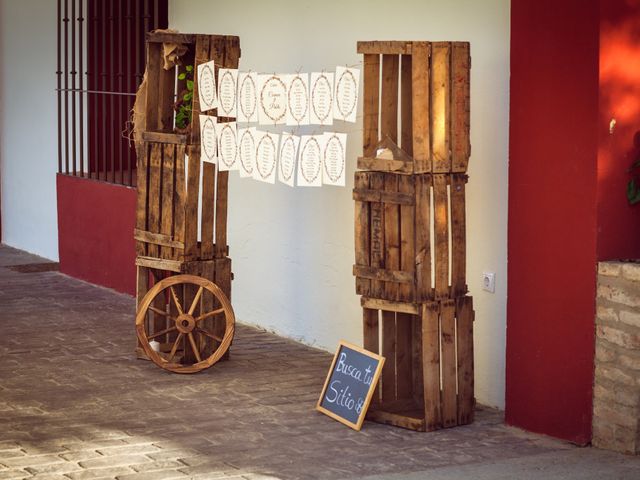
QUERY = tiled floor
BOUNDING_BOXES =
[0,244,638,480]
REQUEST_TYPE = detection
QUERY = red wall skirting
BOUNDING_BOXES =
[56,174,136,296]
[506,0,600,444]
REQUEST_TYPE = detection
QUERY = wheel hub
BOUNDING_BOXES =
[175,313,196,333]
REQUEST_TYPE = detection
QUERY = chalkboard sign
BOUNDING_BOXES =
[316,341,385,430]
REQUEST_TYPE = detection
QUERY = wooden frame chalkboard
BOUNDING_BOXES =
[316,341,385,431]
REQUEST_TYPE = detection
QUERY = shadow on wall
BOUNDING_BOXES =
[597,0,640,259]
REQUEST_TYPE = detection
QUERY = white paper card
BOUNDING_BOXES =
[310,72,334,125]
[217,68,238,118]
[215,122,238,171]
[285,73,310,126]
[237,127,257,178]
[333,67,360,123]
[237,72,259,123]
[297,135,324,187]
[278,133,300,187]
[254,131,279,184]
[199,114,218,164]
[258,74,287,125]
[322,132,347,186]
[197,60,217,112]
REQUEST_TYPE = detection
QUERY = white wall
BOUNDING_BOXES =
[0,0,59,260]
[170,0,510,408]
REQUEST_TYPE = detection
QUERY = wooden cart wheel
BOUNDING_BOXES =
[136,274,235,374]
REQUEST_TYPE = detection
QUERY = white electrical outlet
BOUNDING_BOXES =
[482,272,495,293]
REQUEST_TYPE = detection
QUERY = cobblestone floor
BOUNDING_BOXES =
[0,244,630,480]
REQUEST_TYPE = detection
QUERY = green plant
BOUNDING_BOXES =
[175,65,194,130]
[627,131,640,205]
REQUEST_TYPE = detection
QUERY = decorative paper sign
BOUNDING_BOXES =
[317,341,384,431]
[278,132,300,187]
[322,132,347,186]
[254,130,279,184]
[297,135,324,187]
[217,68,238,118]
[237,72,259,123]
[237,127,256,178]
[199,114,217,164]
[333,66,359,123]
[258,74,287,125]
[310,72,334,125]
[285,73,310,126]
[215,122,238,171]
[197,60,217,112]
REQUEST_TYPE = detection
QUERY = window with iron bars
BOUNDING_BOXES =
[57,0,168,187]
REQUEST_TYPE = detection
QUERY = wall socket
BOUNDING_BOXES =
[482,272,495,293]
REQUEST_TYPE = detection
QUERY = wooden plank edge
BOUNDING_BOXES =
[142,132,188,144]
[361,297,419,315]
[353,265,414,284]
[353,188,415,205]
[357,41,414,55]
[135,256,182,273]
[134,229,185,249]
[366,409,426,431]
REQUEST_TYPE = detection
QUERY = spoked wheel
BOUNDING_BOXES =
[135,274,235,374]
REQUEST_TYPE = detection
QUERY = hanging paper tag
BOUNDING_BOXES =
[258,74,287,125]
[215,122,238,171]
[278,132,300,187]
[254,131,279,184]
[197,60,217,112]
[322,132,347,186]
[310,72,334,126]
[297,135,325,187]
[333,67,359,123]
[199,114,217,164]
[217,68,238,118]
[285,73,310,126]
[237,72,259,123]
[237,127,257,178]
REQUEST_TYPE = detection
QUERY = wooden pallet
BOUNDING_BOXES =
[355,40,473,431]
[135,32,240,362]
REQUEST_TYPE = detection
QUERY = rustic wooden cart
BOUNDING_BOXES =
[354,41,475,430]
[134,32,240,373]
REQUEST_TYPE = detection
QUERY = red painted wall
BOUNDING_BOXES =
[506,0,600,444]
[597,0,640,260]
[57,174,136,296]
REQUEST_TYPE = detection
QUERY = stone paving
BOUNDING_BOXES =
[0,244,630,480]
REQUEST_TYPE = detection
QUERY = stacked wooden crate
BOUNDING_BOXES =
[354,41,474,431]
[134,32,240,361]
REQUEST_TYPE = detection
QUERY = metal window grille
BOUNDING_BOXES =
[57,0,168,187]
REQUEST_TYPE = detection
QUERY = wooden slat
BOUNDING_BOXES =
[369,173,385,298]
[353,188,415,206]
[361,297,419,315]
[396,313,413,399]
[214,257,232,360]
[190,35,211,145]
[431,42,451,172]
[363,54,380,157]
[135,256,182,273]
[411,42,431,173]
[200,162,216,259]
[160,144,175,259]
[135,144,150,256]
[366,409,425,431]
[411,315,424,405]
[147,32,196,44]
[381,55,399,144]
[422,301,441,431]
[357,157,421,174]
[440,299,457,427]
[451,42,471,173]
[159,65,175,132]
[184,145,200,259]
[354,172,371,296]
[173,145,186,260]
[133,229,184,249]
[456,295,474,425]
[357,41,412,55]
[353,265,413,284]
[146,143,162,258]
[384,174,400,301]
[400,54,413,157]
[363,308,379,404]
[451,174,467,296]
[415,174,432,301]
[135,266,149,353]
[381,311,396,403]
[142,132,187,144]
[151,269,167,345]
[144,43,161,132]
[398,175,415,302]
[433,174,449,299]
